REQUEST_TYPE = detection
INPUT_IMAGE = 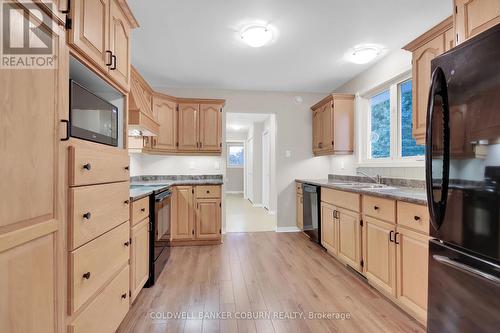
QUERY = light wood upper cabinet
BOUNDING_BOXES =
[395,227,429,325]
[178,104,200,151]
[195,198,221,240]
[68,0,138,91]
[171,186,195,240]
[455,0,500,44]
[403,17,453,145]
[363,216,396,297]
[0,8,67,332]
[337,208,361,271]
[199,104,222,151]
[108,0,131,90]
[130,218,149,303]
[150,95,178,152]
[321,202,338,256]
[311,94,354,156]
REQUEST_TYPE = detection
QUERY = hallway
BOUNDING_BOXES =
[225,193,276,232]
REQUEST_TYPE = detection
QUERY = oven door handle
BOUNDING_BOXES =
[433,255,500,284]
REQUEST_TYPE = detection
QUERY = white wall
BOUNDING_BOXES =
[226,168,244,192]
[329,49,424,179]
[247,121,264,205]
[129,154,223,176]
[155,87,329,229]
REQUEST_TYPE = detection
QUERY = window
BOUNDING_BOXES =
[364,77,425,164]
[227,143,244,167]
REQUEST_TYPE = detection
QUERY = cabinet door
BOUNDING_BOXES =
[455,0,500,44]
[152,97,177,152]
[396,227,429,324]
[321,103,333,151]
[195,198,221,240]
[337,208,361,271]
[312,109,322,153]
[363,217,396,297]
[412,34,444,144]
[321,202,338,256]
[108,0,131,91]
[296,194,304,230]
[0,9,67,332]
[130,218,149,302]
[69,0,110,71]
[171,186,194,240]
[332,99,354,153]
[178,104,199,151]
[199,104,222,152]
[444,27,455,52]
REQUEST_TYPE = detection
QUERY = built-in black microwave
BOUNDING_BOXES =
[69,80,118,146]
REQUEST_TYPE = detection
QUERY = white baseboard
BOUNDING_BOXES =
[267,210,276,215]
[225,191,244,194]
[275,226,301,233]
[252,203,264,208]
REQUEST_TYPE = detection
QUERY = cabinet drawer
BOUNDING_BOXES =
[131,196,150,226]
[70,182,130,250]
[195,185,221,198]
[69,265,130,333]
[69,145,130,186]
[296,182,303,195]
[69,222,130,314]
[363,195,396,223]
[397,201,429,235]
[321,188,360,212]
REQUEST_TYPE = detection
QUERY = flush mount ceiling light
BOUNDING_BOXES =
[240,25,273,47]
[347,45,381,64]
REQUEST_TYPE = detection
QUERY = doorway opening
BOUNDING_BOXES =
[225,113,276,232]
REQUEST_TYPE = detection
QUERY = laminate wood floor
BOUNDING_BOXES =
[117,232,424,333]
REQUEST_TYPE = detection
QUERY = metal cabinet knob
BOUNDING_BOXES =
[124,241,130,247]
[124,200,129,205]
[121,293,127,299]
[206,190,210,194]
[141,208,146,212]
[124,166,130,171]
[83,272,91,279]
[414,215,421,221]
[374,206,379,210]
[83,163,92,171]
[83,212,92,220]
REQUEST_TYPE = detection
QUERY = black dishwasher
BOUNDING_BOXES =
[302,184,322,246]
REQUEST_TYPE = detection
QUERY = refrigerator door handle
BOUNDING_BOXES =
[425,66,450,231]
[433,255,500,285]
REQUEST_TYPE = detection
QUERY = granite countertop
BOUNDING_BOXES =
[296,178,427,205]
[130,175,224,201]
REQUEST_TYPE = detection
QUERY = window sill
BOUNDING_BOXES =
[227,165,244,169]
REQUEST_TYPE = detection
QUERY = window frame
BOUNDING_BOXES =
[226,141,245,169]
[358,71,425,167]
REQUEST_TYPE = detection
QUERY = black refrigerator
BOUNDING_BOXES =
[426,24,500,332]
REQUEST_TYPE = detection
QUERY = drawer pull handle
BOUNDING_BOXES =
[373,206,379,210]
[124,166,130,171]
[141,208,146,212]
[414,215,421,221]
[124,241,130,247]
[124,200,129,205]
[389,230,394,243]
[83,212,92,220]
[83,163,92,171]
[121,293,127,299]
[82,272,91,279]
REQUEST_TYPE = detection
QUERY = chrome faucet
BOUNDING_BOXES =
[357,170,382,184]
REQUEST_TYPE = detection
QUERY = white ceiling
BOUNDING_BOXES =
[128,0,452,93]
[226,113,270,132]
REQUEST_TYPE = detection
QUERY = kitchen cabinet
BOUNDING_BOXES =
[178,102,223,153]
[395,226,429,325]
[130,218,150,303]
[403,17,453,145]
[178,104,200,151]
[337,208,362,271]
[455,0,500,44]
[296,183,303,230]
[320,202,338,256]
[363,216,396,297]
[0,5,67,331]
[68,0,138,91]
[149,94,178,152]
[129,67,160,136]
[311,94,354,156]
[171,185,222,245]
[199,104,223,151]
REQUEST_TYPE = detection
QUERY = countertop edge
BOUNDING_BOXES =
[130,181,224,201]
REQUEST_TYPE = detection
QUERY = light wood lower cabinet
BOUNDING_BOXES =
[69,265,130,333]
[455,0,500,44]
[337,208,362,271]
[171,185,222,245]
[395,227,429,325]
[130,218,149,303]
[363,216,397,297]
[320,202,338,256]
[296,193,303,230]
